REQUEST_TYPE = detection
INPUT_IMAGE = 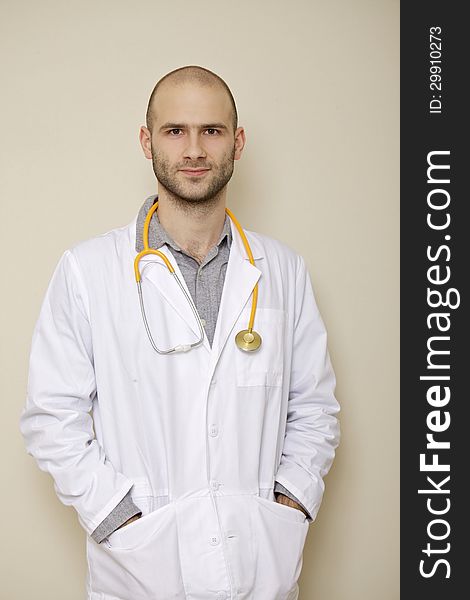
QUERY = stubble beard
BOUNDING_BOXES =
[151,145,236,214]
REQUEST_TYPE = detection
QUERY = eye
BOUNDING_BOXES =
[205,128,219,135]
[168,128,183,135]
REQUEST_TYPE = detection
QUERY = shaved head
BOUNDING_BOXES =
[146,65,238,134]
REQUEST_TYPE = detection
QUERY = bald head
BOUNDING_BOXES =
[145,65,238,134]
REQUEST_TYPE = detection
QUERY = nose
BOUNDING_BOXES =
[183,131,207,161]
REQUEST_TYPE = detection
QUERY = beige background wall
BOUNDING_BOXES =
[0,0,399,598]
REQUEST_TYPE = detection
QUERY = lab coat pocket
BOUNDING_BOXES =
[87,503,186,600]
[252,494,308,598]
[235,308,285,387]
[104,506,165,550]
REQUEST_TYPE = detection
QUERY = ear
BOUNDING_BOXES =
[139,126,153,159]
[233,127,246,161]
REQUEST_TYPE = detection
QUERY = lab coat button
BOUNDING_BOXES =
[210,479,220,491]
[209,424,218,437]
[209,534,220,546]
[215,592,227,600]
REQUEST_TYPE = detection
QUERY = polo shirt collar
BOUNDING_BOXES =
[135,194,232,253]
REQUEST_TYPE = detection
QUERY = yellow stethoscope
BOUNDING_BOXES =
[134,200,262,354]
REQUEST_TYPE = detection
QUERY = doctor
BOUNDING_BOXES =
[20,65,340,600]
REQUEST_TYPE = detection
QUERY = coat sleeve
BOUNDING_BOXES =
[274,254,340,522]
[19,250,134,536]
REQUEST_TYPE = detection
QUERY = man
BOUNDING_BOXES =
[20,65,340,600]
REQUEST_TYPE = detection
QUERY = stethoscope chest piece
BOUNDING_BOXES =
[235,329,262,352]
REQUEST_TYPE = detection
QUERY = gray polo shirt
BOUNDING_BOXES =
[90,195,308,543]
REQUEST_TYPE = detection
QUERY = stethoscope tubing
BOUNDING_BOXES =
[134,199,261,354]
[137,273,205,354]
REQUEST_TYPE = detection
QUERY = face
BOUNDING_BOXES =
[140,83,245,204]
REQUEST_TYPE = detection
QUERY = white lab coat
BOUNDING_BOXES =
[20,209,340,600]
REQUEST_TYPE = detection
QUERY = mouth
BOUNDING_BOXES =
[179,168,210,177]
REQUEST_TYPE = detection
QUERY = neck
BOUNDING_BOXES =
[156,187,227,263]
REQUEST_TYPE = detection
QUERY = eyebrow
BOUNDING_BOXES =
[158,122,228,132]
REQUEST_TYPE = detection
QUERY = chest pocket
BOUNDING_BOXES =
[235,308,286,387]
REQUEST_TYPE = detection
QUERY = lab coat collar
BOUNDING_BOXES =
[136,244,212,352]
[208,217,263,373]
